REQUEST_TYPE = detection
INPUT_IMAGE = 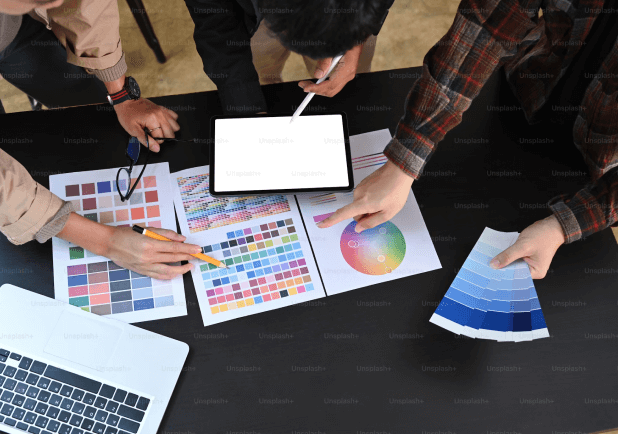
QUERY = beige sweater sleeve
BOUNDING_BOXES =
[42,0,127,81]
[0,148,71,245]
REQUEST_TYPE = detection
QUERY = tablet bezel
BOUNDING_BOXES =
[209,112,354,196]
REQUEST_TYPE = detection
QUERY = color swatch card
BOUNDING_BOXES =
[49,163,188,323]
[171,166,326,327]
[296,129,442,295]
[172,170,291,235]
[429,227,549,341]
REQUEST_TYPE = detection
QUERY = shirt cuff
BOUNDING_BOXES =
[383,136,428,180]
[218,80,267,114]
[0,184,66,245]
[548,194,583,244]
[35,202,74,244]
[87,52,127,83]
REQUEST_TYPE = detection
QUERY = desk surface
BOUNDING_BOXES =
[1,67,617,434]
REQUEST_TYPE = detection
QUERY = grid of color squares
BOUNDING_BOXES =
[430,228,549,341]
[352,152,388,170]
[67,261,174,315]
[176,174,291,233]
[201,218,314,314]
[63,176,161,259]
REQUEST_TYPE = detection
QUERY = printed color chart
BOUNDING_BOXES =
[66,261,174,315]
[430,228,549,341]
[50,163,187,323]
[201,218,314,314]
[296,129,441,295]
[171,166,326,327]
[63,176,161,259]
[313,213,406,276]
[176,173,290,233]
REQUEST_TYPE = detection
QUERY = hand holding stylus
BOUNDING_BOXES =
[290,54,344,123]
[297,43,364,98]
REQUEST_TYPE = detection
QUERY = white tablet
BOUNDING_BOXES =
[209,113,353,196]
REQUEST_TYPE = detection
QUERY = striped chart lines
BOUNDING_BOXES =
[352,152,388,171]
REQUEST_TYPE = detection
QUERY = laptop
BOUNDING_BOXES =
[0,284,189,434]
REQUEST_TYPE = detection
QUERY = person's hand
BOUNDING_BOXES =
[103,226,201,280]
[317,160,414,232]
[489,215,566,279]
[298,44,364,97]
[114,98,180,152]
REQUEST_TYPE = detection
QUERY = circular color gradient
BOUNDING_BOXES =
[340,220,406,275]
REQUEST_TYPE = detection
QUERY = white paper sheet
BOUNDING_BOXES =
[296,129,442,295]
[50,163,187,323]
[170,166,326,327]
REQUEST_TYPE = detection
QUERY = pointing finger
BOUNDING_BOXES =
[317,201,366,228]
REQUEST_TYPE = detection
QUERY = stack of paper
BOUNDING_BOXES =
[429,228,549,341]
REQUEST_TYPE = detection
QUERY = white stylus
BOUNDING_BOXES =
[289,54,344,124]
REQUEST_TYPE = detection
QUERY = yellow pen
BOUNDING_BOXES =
[132,225,228,269]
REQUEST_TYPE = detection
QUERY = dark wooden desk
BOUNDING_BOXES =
[1,67,617,433]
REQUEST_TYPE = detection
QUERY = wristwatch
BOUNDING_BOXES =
[107,76,140,106]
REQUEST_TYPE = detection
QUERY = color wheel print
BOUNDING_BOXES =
[340,220,406,275]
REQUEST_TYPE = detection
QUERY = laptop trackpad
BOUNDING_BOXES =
[44,310,122,371]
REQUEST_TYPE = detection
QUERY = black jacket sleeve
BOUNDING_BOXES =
[184,0,267,114]
[373,0,395,35]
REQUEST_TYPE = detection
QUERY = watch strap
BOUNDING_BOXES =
[108,88,132,105]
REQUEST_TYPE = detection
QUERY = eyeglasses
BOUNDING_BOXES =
[116,129,197,202]
[116,129,150,202]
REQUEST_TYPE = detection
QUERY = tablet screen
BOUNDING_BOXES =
[212,114,351,194]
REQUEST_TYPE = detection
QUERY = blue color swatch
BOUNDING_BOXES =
[430,228,549,342]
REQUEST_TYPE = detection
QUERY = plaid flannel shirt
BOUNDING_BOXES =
[384,0,618,243]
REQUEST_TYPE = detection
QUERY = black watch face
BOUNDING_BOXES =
[127,76,141,99]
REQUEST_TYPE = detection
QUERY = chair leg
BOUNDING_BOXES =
[125,0,167,64]
[28,95,43,111]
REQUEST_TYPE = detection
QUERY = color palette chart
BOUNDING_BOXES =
[61,175,162,260]
[297,129,441,295]
[50,163,188,323]
[429,228,549,341]
[313,213,406,276]
[201,218,314,315]
[175,172,290,233]
[66,261,174,315]
[171,166,325,326]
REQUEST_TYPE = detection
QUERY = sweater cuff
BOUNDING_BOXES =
[218,80,267,114]
[35,202,74,244]
[89,52,128,83]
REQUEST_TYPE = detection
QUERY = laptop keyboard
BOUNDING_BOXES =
[0,349,150,434]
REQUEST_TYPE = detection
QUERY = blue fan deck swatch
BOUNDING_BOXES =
[430,228,548,341]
